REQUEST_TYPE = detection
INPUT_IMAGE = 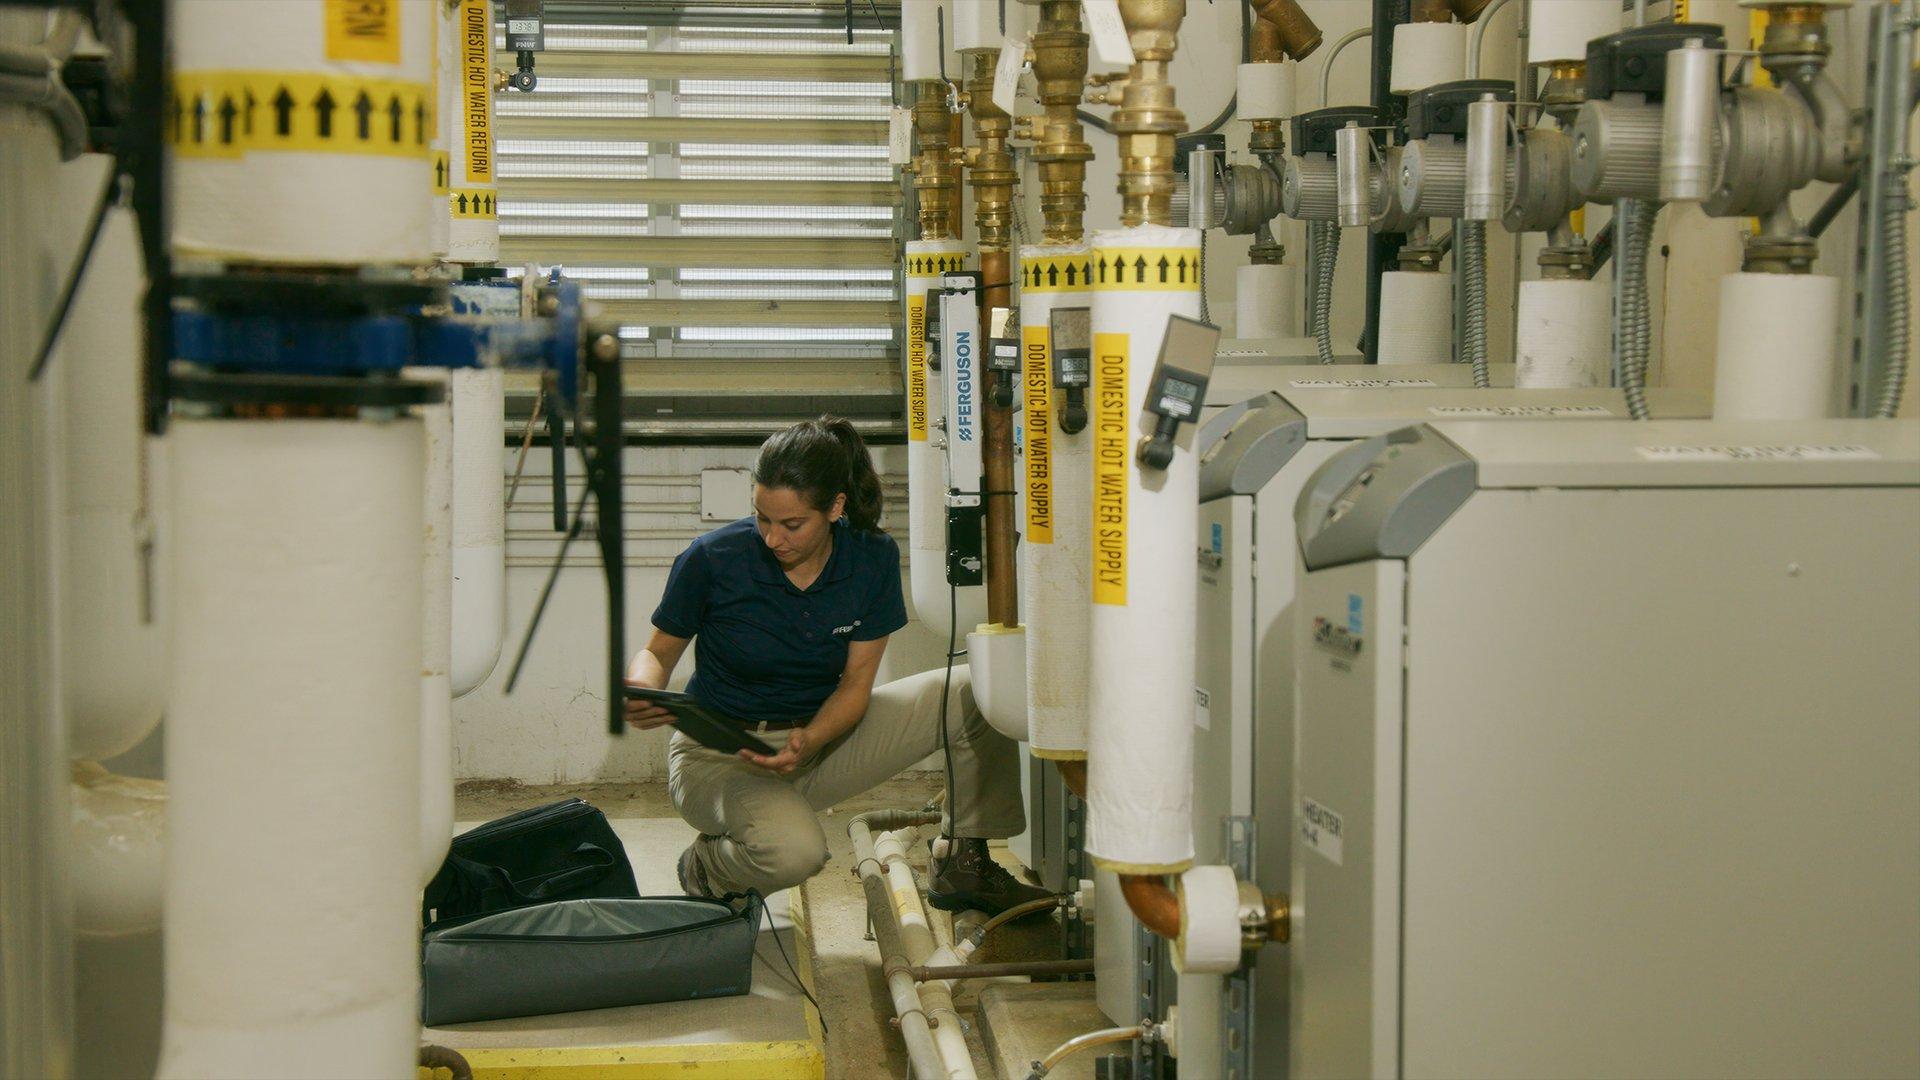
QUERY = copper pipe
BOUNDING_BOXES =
[1250,0,1323,61]
[1112,0,1189,227]
[1055,759,1087,799]
[1119,874,1181,940]
[979,252,1019,626]
[908,957,1095,981]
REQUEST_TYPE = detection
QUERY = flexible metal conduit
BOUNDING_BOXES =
[1310,219,1340,363]
[1614,198,1659,420]
[1459,219,1490,386]
[850,810,977,1080]
[1876,174,1910,417]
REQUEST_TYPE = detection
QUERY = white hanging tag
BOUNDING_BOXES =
[1082,0,1135,67]
[888,105,912,165]
[992,35,1028,116]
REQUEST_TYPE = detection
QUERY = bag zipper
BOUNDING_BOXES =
[454,798,595,845]
[435,897,748,945]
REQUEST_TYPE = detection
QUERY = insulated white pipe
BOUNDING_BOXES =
[170,0,434,264]
[446,0,499,263]
[428,0,451,259]
[159,418,423,1080]
[878,828,977,1077]
[906,240,989,635]
[1019,244,1093,760]
[410,369,455,882]
[450,367,506,696]
[55,166,167,762]
[851,811,977,1080]
[902,0,952,83]
[1086,224,1202,874]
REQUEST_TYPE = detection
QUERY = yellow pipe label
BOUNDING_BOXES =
[907,294,929,441]
[460,0,494,184]
[325,0,401,64]
[433,150,451,194]
[452,189,497,219]
[1091,247,1201,292]
[1023,254,1095,293]
[169,72,431,158]
[1092,331,1129,606]
[906,252,968,277]
[1023,324,1053,544]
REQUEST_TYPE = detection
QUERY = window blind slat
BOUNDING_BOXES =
[501,177,898,205]
[500,235,893,269]
[521,49,891,82]
[497,115,886,146]
[595,298,900,328]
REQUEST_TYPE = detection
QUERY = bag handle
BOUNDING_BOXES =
[479,842,618,903]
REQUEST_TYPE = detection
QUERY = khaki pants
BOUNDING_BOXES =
[667,664,1025,897]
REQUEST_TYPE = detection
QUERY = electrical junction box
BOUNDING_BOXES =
[698,468,750,523]
[1290,418,1919,1078]
[1176,383,1705,1080]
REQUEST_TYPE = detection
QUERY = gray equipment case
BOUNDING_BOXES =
[421,892,764,1026]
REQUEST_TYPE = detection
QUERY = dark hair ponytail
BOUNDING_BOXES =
[752,416,885,532]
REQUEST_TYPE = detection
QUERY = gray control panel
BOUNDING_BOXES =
[1197,392,1308,501]
[1295,424,1476,569]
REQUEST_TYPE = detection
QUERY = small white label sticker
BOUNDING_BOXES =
[1428,404,1614,418]
[1082,0,1135,67]
[1301,797,1344,866]
[888,106,911,165]
[1635,444,1882,462]
[1193,686,1211,731]
[507,17,540,35]
[992,36,1028,116]
[1291,378,1439,389]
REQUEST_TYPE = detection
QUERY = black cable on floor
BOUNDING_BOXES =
[938,581,959,840]
[761,895,828,1036]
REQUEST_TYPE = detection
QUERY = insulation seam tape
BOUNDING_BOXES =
[169,72,433,159]
[905,246,970,443]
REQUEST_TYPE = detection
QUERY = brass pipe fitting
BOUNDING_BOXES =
[966,50,1017,252]
[1411,0,1453,23]
[910,81,959,241]
[1028,0,1094,243]
[1112,0,1189,228]
[1250,0,1322,60]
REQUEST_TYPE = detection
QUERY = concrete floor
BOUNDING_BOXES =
[449,776,1071,1079]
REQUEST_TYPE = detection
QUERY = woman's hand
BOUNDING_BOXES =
[740,727,812,774]
[625,683,676,731]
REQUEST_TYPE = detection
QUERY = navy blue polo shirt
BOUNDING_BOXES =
[651,517,909,725]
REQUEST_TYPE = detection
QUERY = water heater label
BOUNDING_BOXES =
[1091,331,1130,606]
[1428,405,1613,418]
[1023,324,1054,544]
[1635,444,1880,462]
[1301,798,1345,866]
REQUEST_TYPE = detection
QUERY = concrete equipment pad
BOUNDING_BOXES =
[978,982,1113,1080]
[423,816,823,1078]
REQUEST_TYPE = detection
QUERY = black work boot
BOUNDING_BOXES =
[927,837,1055,915]
[677,837,719,899]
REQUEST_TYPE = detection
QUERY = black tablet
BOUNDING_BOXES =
[623,687,776,756]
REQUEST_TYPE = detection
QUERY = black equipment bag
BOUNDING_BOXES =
[422,798,639,928]
[420,892,764,1026]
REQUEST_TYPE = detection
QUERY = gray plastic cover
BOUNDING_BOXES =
[1295,424,1477,569]
[1198,392,1308,501]
[421,894,761,1026]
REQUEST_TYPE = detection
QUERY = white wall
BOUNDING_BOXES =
[452,443,950,783]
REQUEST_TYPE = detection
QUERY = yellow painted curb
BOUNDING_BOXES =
[460,888,827,1080]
